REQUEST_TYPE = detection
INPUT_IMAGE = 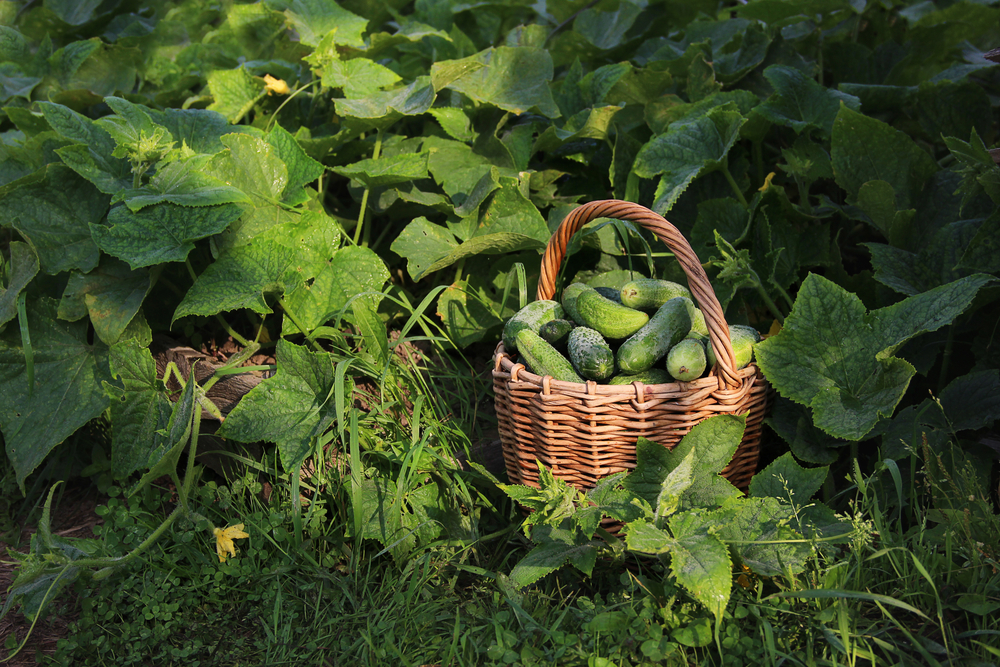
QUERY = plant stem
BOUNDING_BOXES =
[754,281,785,325]
[278,297,325,353]
[937,324,955,394]
[82,504,187,575]
[753,141,764,188]
[353,128,384,246]
[721,160,749,208]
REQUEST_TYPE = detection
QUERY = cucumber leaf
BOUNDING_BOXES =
[216,339,343,470]
[0,298,111,492]
[755,272,996,440]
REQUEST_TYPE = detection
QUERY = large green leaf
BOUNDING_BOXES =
[0,298,110,491]
[206,67,266,123]
[573,1,643,51]
[120,158,250,211]
[390,217,459,281]
[755,272,996,440]
[663,413,745,508]
[473,176,550,242]
[334,76,436,126]
[265,124,326,205]
[864,218,980,296]
[831,104,938,209]
[0,165,107,275]
[634,104,746,214]
[206,133,295,252]
[0,242,39,330]
[333,152,429,188]
[270,0,368,48]
[711,496,810,577]
[431,47,560,118]
[39,102,130,194]
[216,339,342,470]
[306,31,401,98]
[173,211,340,323]
[146,107,254,156]
[665,522,732,623]
[280,243,389,335]
[92,203,243,269]
[749,452,828,504]
[509,526,599,589]
[755,65,860,137]
[57,257,152,345]
[102,338,173,478]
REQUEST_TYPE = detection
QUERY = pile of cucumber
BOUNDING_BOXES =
[501,278,761,385]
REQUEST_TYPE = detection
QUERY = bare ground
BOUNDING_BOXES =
[0,480,105,666]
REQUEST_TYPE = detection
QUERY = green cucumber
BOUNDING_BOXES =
[608,368,673,385]
[706,324,761,370]
[679,297,708,337]
[560,282,592,325]
[593,286,623,303]
[538,318,575,348]
[620,278,691,310]
[666,337,707,382]
[516,329,584,383]
[575,289,649,339]
[502,300,564,352]
[616,297,692,374]
[567,327,615,381]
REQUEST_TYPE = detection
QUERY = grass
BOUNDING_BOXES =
[3,425,995,666]
[2,298,999,666]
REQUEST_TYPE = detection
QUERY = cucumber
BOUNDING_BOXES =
[567,327,615,381]
[502,300,565,353]
[620,278,691,310]
[608,368,673,385]
[560,282,592,325]
[667,337,707,382]
[616,297,692,374]
[679,297,708,337]
[593,286,623,303]
[706,324,761,370]
[516,329,584,383]
[575,289,649,339]
[538,318,575,348]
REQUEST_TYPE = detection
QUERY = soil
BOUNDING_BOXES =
[0,480,105,666]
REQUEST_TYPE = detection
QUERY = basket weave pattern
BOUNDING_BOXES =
[492,200,772,493]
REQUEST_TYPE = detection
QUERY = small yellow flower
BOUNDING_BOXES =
[214,523,249,563]
[758,171,776,192]
[263,74,291,95]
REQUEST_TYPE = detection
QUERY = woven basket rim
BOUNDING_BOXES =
[493,340,761,396]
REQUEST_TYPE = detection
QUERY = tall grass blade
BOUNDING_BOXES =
[769,589,929,619]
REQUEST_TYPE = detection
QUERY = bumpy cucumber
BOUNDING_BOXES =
[608,368,673,385]
[516,329,584,383]
[567,327,615,381]
[667,337,707,382]
[679,297,708,337]
[560,282,592,324]
[538,318,575,348]
[593,286,623,303]
[620,278,691,310]
[616,297,692,374]
[575,289,649,339]
[502,300,564,353]
[706,324,762,370]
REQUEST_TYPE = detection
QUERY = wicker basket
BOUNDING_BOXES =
[492,200,772,495]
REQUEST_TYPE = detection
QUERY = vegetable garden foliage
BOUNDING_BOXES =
[0,0,999,628]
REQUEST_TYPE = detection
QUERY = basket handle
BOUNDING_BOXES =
[536,199,741,388]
